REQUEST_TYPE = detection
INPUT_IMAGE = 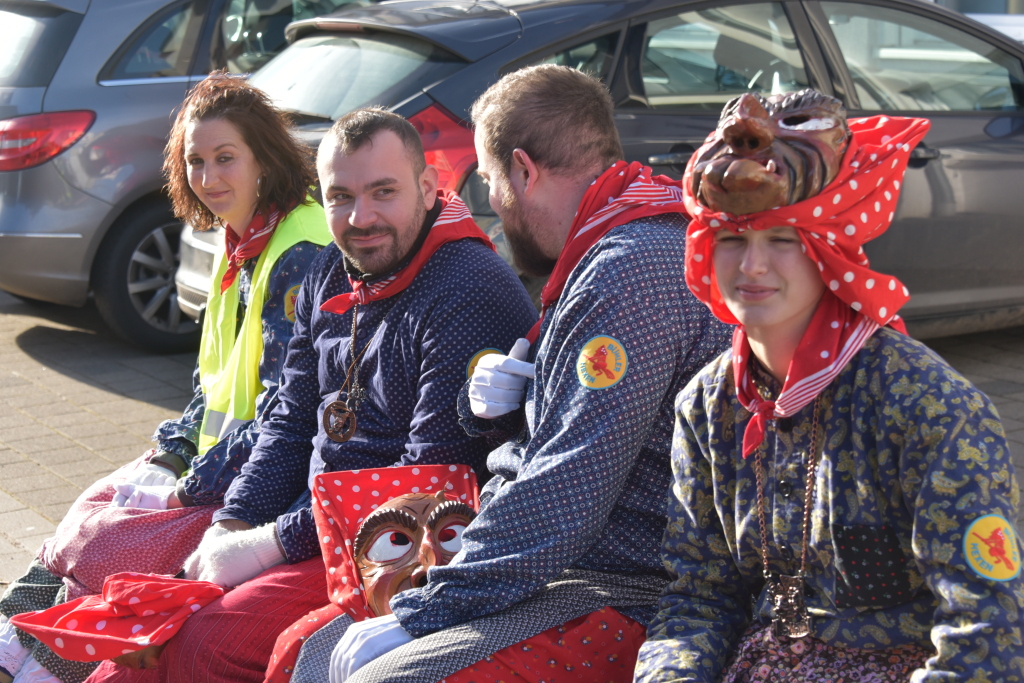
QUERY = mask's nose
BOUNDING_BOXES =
[722,94,774,158]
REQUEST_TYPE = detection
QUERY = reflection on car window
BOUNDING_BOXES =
[0,5,82,87]
[249,33,463,121]
[641,3,809,111]
[211,0,370,73]
[108,2,199,79]
[821,2,1024,111]
[535,33,619,80]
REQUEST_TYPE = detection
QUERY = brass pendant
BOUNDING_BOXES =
[769,574,811,639]
[323,400,357,443]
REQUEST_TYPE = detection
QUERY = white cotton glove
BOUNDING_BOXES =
[329,614,414,683]
[468,338,535,419]
[183,523,285,588]
[11,656,60,683]
[117,462,176,497]
[0,617,31,679]
[110,483,174,510]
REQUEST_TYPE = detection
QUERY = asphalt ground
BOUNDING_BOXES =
[1,289,1023,586]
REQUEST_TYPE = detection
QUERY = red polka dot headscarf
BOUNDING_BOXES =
[684,114,930,327]
[683,114,931,458]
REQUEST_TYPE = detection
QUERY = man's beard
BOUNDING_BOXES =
[338,199,427,277]
[500,185,557,277]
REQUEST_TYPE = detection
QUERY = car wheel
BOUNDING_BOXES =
[92,202,201,353]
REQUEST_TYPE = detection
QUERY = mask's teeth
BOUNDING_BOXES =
[766,159,777,174]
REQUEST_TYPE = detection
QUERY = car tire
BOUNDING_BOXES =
[92,201,201,353]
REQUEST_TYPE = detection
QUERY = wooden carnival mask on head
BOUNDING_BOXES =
[691,89,851,215]
[353,490,476,617]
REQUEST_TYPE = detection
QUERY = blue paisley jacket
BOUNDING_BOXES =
[635,327,1023,683]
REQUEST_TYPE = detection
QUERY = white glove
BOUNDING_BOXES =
[110,483,174,510]
[0,616,31,679]
[120,462,176,490]
[329,614,413,683]
[468,338,535,419]
[11,656,60,683]
[183,523,285,588]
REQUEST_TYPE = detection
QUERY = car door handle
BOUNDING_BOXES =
[648,152,693,166]
[910,145,941,160]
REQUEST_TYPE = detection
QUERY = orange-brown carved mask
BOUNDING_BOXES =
[691,90,851,216]
[353,490,476,617]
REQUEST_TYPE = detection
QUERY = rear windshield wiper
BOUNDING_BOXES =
[282,109,334,125]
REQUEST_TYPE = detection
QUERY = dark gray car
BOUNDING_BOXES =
[181,0,1024,339]
[0,0,368,351]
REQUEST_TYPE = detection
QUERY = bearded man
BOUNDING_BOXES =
[83,108,537,683]
[321,65,733,683]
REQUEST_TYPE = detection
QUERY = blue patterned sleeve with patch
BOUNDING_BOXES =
[174,241,322,506]
[392,217,733,637]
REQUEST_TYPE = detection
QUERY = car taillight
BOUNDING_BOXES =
[0,111,95,172]
[409,104,475,192]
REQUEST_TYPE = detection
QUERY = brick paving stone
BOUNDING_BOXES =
[5,433,79,455]
[0,491,26,513]
[0,508,57,539]
[4,474,69,494]
[37,502,74,523]
[29,446,97,467]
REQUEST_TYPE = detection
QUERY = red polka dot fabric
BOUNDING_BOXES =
[681,115,931,457]
[10,573,224,662]
[442,607,646,683]
[683,114,930,329]
[264,464,480,683]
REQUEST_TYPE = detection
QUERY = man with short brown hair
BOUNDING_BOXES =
[323,65,731,683]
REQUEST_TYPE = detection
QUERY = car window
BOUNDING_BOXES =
[106,1,201,79]
[0,4,83,87]
[248,33,464,122]
[210,0,370,73]
[641,3,809,111]
[821,2,1024,111]
[535,33,619,81]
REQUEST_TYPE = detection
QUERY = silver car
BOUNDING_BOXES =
[0,0,366,352]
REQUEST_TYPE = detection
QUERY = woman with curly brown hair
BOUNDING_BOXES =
[0,72,329,683]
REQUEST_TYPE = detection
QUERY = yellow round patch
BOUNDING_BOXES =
[576,336,628,389]
[963,514,1021,581]
[467,348,502,379]
[284,284,301,323]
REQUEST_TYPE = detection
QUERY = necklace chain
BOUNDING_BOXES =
[322,303,384,443]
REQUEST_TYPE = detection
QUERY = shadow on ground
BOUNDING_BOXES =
[4,293,196,413]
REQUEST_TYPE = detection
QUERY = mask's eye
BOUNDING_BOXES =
[779,115,836,131]
[437,524,466,553]
[366,531,413,562]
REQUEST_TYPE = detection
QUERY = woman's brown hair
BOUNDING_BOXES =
[164,70,315,231]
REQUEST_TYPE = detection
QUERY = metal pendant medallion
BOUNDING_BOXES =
[323,400,357,443]
[769,574,811,639]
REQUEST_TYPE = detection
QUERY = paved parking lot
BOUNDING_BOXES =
[1,289,1023,586]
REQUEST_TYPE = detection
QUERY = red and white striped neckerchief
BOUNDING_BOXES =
[220,207,282,294]
[681,114,931,457]
[526,161,686,343]
[320,190,493,316]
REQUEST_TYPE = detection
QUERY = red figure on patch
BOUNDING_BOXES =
[583,345,617,381]
[973,527,1016,572]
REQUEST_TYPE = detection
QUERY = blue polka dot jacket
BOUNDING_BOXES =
[634,328,1023,683]
[153,241,322,507]
[214,235,538,562]
[391,215,734,638]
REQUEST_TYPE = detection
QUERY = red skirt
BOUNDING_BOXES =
[84,557,330,683]
[442,607,646,683]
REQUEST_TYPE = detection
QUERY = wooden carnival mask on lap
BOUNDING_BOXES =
[690,90,851,215]
[353,491,476,616]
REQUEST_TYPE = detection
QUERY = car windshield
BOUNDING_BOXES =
[0,3,83,87]
[249,32,464,121]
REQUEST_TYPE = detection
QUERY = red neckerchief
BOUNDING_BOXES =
[221,207,282,294]
[320,190,493,316]
[525,161,686,343]
[10,573,223,661]
[682,114,931,457]
[265,465,480,683]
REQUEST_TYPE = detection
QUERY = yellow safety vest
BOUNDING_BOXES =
[197,199,330,455]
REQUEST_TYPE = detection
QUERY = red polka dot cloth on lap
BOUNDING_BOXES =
[265,465,480,683]
[682,115,931,457]
[10,573,224,661]
[442,607,646,683]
